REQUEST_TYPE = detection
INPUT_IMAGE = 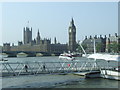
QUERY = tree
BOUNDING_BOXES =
[96,43,103,53]
[77,44,87,53]
[112,42,118,53]
[107,44,112,53]
[118,44,120,53]
[107,42,118,53]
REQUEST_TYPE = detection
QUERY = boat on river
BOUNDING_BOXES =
[59,53,75,60]
[87,53,120,61]
[0,53,8,58]
[100,69,120,80]
[99,55,120,80]
[83,39,120,80]
[87,53,120,80]
[0,58,8,61]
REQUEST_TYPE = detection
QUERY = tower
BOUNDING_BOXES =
[36,29,40,44]
[23,22,32,44]
[68,18,76,52]
[54,37,57,44]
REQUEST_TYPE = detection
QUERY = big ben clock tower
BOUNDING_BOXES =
[68,18,76,52]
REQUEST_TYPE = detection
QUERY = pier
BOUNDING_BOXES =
[0,61,100,77]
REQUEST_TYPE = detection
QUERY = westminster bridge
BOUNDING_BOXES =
[1,51,61,57]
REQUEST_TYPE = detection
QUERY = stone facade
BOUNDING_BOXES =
[10,44,50,52]
[3,43,11,51]
[3,24,69,54]
[82,33,119,53]
[106,33,119,52]
[23,27,32,44]
[50,44,68,53]
[82,35,106,53]
[3,20,119,54]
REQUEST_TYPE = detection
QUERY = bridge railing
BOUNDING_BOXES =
[0,61,100,76]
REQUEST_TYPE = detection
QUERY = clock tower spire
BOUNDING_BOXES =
[68,18,76,52]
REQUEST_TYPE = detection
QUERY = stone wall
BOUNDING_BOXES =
[10,44,49,52]
[9,43,67,53]
[50,44,68,53]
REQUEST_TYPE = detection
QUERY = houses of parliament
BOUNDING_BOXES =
[2,18,77,54]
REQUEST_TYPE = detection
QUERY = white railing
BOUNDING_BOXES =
[0,61,99,76]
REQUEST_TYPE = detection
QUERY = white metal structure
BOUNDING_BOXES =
[87,53,120,61]
[0,61,99,77]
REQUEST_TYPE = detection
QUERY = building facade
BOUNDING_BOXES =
[82,35,106,53]
[2,19,78,54]
[82,33,119,53]
[106,33,119,53]
[23,27,32,44]
[3,24,69,54]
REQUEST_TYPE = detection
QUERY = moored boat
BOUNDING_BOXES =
[0,58,8,61]
[87,53,120,80]
[59,53,75,60]
[0,53,8,58]
[100,55,120,80]
[100,69,120,80]
[85,39,120,80]
[87,53,120,61]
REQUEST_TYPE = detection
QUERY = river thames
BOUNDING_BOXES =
[1,56,120,89]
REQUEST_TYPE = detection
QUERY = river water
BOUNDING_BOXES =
[1,56,120,88]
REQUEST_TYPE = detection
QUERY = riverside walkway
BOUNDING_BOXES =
[0,61,100,77]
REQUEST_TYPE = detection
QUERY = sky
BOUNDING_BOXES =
[0,2,118,45]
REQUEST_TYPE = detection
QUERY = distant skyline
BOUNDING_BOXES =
[1,2,118,45]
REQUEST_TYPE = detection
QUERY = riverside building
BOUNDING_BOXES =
[2,18,77,55]
[82,33,119,53]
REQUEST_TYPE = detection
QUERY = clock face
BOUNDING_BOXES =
[69,29,72,33]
